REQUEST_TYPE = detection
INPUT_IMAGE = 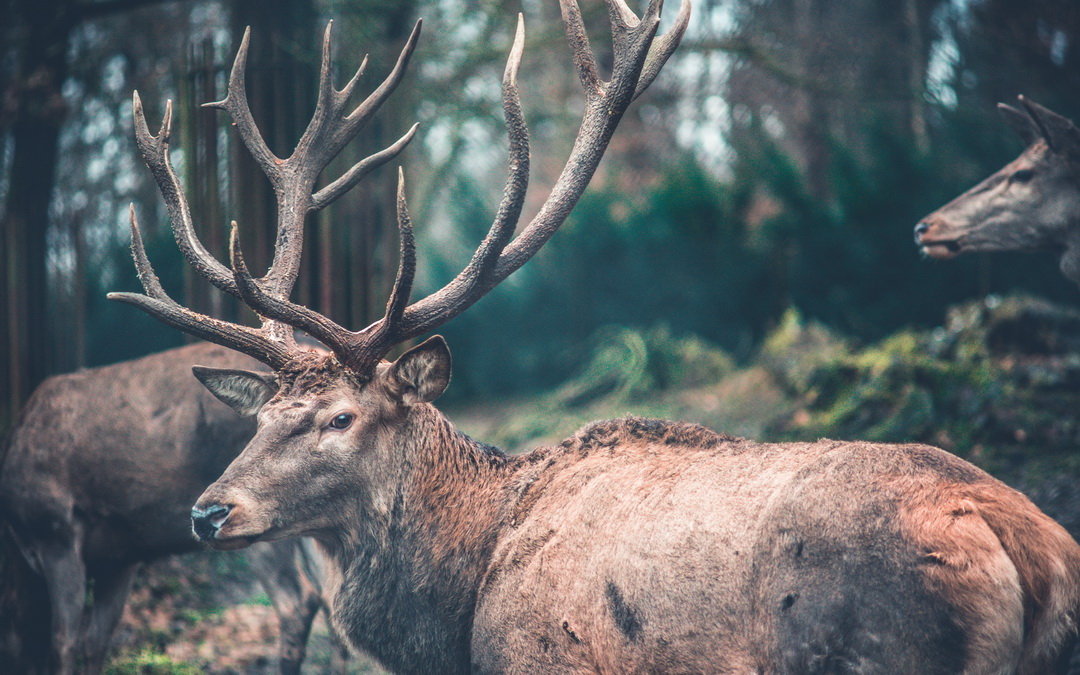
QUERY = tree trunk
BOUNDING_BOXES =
[0,2,74,428]
[335,3,418,332]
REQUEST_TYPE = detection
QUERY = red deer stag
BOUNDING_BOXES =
[111,2,1080,673]
[0,343,349,675]
[915,97,1080,287]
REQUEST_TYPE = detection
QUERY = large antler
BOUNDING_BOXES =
[219,0,691,375]
[109,21,422,369]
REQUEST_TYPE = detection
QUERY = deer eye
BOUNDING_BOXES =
[1010,169,1034,183]
[328,413,354,431]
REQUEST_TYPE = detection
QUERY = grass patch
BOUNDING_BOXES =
[105,648,202,675]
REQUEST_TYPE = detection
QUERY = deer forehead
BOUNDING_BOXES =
[272,354,369,398]
[264,364,395,418]
[1024,140,1052,165]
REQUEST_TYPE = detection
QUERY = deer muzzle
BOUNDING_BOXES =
[191,503,232,541]
[914,220,962,258]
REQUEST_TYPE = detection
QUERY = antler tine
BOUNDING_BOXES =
[561,1,602,93]
[464,14,530,272]
[373,14,530,337]
[245,20,421,299]
[228,224,352,352]
[292,19,423,176]
[127,90,300,360]
[125,204,169,301]
[346,169,420,372]
[386,0,688,345]
[132,92,240,299]
[339,21,422,146]
[108,209,294,369]
[634,0,691,100]
[1018,95,1053,144]
[202,27,279,179]
[311,123,419,212]
[384,168,418,331]
[608,0,642,28]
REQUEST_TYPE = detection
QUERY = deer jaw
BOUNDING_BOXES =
[191,338,451,550]
[916,140,1080,260]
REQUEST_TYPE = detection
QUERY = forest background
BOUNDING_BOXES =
[4,0,1080,671]
[2,0,1079,428]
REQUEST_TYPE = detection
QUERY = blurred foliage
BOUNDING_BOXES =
[472,323,736,450]
[435,111,1077,402]
[758,294,1080,540]
[767,295,1080,480]
[552,324,735,407]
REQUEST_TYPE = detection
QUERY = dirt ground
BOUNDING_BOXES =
[108,550,386,674]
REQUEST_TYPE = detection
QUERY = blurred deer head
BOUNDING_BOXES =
[915,97,1080,286]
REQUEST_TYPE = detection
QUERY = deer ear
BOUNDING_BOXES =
[1019,97,1080,157]
[193,366,278,418]
[388,336,452,405]
[998,102,1039,146]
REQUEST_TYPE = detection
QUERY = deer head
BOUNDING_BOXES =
[110,0,690,551]
[914,97,1080,285]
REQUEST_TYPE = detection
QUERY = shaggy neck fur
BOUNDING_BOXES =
[1060,219,1080,286]
[316,404,512,675]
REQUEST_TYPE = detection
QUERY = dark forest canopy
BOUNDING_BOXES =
[1,0,1078,427]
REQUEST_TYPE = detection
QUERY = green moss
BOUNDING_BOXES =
[759,308,849,393]
[104,648,201,675]
[768,294,1080,481]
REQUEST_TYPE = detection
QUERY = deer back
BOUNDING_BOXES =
[471,419,1080,674]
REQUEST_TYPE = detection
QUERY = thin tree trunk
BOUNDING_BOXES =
[904,0,930,155]
[791,0,830,199]
[339,3,418,331]
[0,2,73,427]
[73,212,87,369]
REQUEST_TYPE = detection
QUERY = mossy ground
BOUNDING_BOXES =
[107,550,386,674]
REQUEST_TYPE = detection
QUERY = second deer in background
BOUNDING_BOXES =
[915,97,1080,288]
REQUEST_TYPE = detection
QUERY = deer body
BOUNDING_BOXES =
[915,98,1080,287]
[192,354,1080,675]
[476,424,1068,674]
[109,2,1080,672]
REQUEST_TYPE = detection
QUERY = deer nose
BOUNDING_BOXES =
[913,222,930,243]
[191,503,232,541]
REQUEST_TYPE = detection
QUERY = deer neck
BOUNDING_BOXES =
[1061,225,1080,286]
[316,404,512,674]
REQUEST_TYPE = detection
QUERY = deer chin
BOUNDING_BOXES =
[920,240,962,259]
[202,520,274,550]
